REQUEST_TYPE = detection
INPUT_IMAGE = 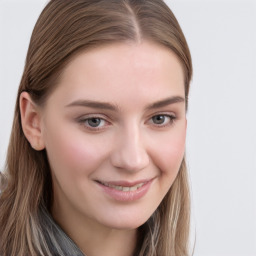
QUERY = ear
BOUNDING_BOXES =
[20,92,45,151]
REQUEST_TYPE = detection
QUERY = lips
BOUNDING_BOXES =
[95,179,154,201]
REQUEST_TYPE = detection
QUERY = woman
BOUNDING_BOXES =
[0,0,192,255]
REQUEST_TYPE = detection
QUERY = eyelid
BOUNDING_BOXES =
[146,111,176,120]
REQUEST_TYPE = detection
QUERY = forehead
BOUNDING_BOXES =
[48,41,185,107]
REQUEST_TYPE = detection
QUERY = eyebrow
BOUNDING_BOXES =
[145,96,185,110]
[65,100,119,111]
[65,96,185,111]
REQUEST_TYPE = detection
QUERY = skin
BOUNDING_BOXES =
[20,41,186,256]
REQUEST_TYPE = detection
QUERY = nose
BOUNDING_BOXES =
[110,127,150,172]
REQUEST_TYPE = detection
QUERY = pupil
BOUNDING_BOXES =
[88,118,101,127]
[153,115,165,124]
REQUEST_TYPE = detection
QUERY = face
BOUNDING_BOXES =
[40,41,186,230]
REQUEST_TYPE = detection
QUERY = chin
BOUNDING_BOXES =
[98,211,153,231]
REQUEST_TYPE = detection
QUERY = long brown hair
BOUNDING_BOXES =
[0,0,192,255]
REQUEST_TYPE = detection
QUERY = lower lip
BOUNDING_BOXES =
[97,180,153,202]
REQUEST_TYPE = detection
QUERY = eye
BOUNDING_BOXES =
[86,117,104,128]
[78,116,109,130]
[150,114,176,127]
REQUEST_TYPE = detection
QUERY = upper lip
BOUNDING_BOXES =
[95,178,154,187]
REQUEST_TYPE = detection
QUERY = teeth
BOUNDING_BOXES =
[129,186,137,191]
[123,187,130,192]
[101,182,144,191]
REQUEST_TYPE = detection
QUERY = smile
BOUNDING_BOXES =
[98,181,145,192]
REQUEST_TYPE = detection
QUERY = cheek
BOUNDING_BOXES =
[44,124,109,178]
[152,126,186,177]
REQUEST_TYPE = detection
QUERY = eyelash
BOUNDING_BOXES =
[78,113,176,131]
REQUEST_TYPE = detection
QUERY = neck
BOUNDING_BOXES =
[78,226,137,256]
[52,205,138,256]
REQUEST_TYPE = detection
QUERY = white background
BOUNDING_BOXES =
[0,1,255,255]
